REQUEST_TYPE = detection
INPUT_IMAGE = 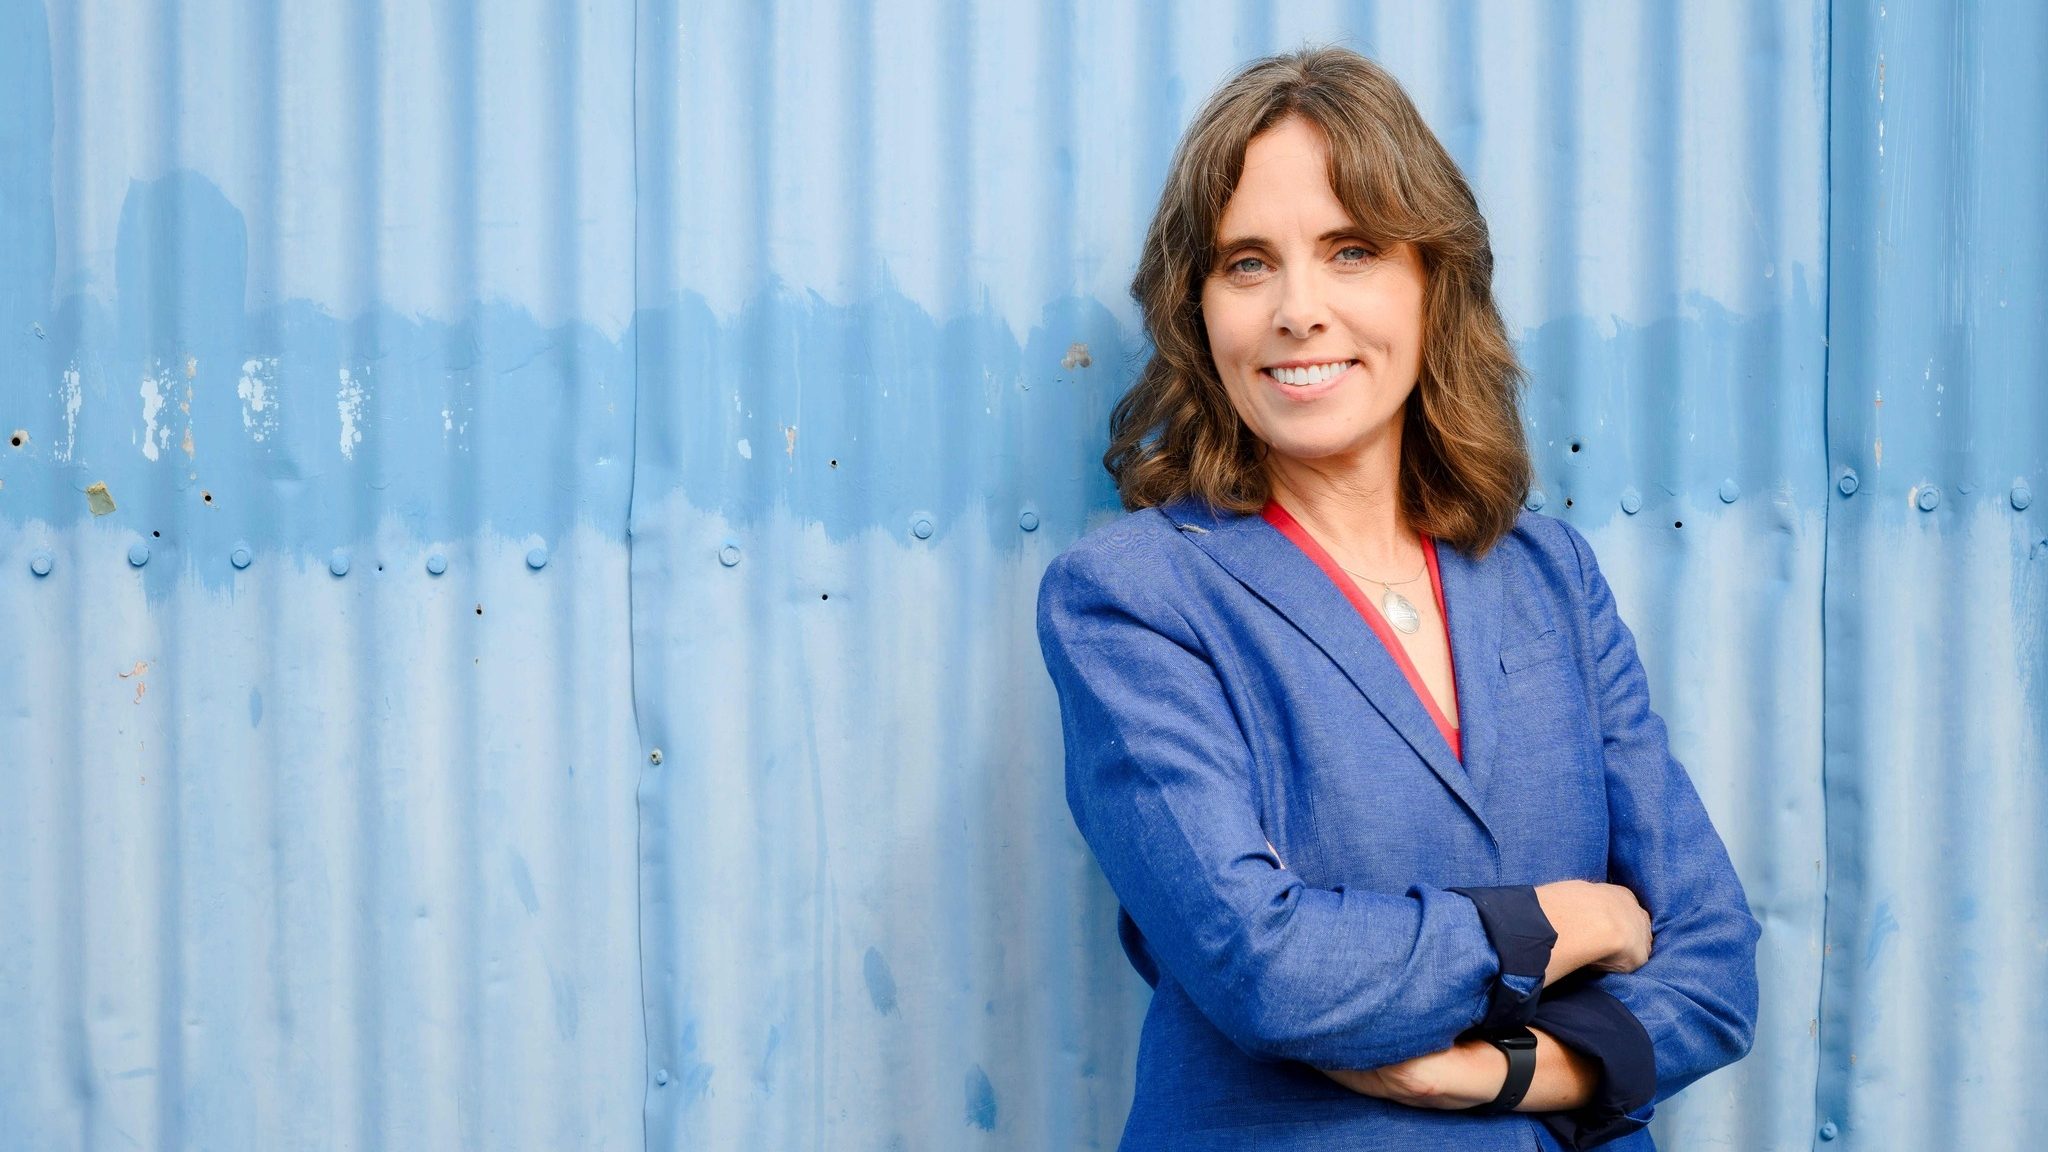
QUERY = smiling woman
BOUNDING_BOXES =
[1040,47,1758,1152]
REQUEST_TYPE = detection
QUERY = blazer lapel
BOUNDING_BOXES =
[1165,499,1491,831]
[1434,541,1505,799]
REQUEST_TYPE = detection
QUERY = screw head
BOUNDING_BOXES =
[426,553,448,576]
[1718,478,1741,503]
[1819,1120,1839,1141]
[717,545,742,567]
[649,748,664,766]
[1917,486,1941,511]
[329,549,350,576]
[2013,483,2033,511]
[655,1068,670,1086]
[29,551,53,577]
[231,545,253,569]
[1525,489,1547,512]
[912,517,934,540]
[526,546,548,570]
[1620,487,1642,515]
[1019,510,1040,532]
[127,542,150,567]
[1838,469,1860,496]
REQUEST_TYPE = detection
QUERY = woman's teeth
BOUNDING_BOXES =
[1269,361,1351,386]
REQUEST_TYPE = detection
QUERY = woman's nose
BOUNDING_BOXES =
[1272,271,1330,338]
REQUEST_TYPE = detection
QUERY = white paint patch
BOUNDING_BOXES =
[442,408,454,433]
[139,367,172,461]
[56,365,82,462]
[337,368,365,459]
[238,358,279,442]
[737,438,752,460]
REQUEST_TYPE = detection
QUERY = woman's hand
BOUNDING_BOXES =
[1534,879,1652,984]
[1323,1041,1508,1110]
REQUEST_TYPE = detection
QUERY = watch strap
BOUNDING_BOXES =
[1466,1026,1539,1115]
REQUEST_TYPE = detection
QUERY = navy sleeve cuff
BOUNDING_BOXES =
[1532,981,1658,1150]
[1448,885,1556,1030]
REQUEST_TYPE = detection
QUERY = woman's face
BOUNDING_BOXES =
[1201,116,1427,476]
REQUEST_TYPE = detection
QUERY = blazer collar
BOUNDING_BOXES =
[1164,497,1503,837]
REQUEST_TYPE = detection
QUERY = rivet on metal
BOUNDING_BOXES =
[29,552,53,577]
[427,553,448,576]
[649,748,664,766]
[912,517,934,540]
[230,545,253,569]
[1619,487,1642,515]
[1525,489,1547,512]
[1819,1120,1839,1141]
[1917,486,1941,512]
[127,542,150,568]
[1718,479,1741,503]
[717,545,742,567]
[526,546,548,570]
[1019,510,1040,532]
[2013,483,2033,511]
[655,1068,670,1087]
[1838,469,1859,497]
[329,549,350,577]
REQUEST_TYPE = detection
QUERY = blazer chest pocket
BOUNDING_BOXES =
[1499,629,1567,675]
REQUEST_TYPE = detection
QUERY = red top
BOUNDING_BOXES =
[1262,500,1462,761]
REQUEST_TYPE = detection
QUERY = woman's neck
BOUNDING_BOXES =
[1265,441,1420,575]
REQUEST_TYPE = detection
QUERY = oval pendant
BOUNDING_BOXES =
[1382,589,1421,634]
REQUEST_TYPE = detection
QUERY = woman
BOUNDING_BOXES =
[1037,48,1758,1151]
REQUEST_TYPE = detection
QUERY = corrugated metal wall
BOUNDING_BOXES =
[1818,1,2048,1148]
[0,1,2037,1149]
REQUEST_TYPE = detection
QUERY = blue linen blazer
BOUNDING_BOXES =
[1037,498,1760,1151]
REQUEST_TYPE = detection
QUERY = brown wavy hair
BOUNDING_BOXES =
[1107,46,1530,555]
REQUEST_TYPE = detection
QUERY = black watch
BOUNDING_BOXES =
[1463,1025,1538,1115]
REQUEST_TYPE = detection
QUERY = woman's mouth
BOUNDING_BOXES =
[1261,359,1355,398]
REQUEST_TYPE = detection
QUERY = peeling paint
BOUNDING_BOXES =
[85,482,116,515]
[237,358,278,441]
[337,367,365,459]
[139,368,169,461]
[56,367,81,462]
[118,660,148,705]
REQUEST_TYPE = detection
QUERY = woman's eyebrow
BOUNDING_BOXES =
[1213,233,1270,254]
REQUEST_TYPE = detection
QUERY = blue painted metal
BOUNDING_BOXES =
[1819,2,2048,1149]
[0,0,2035,1149]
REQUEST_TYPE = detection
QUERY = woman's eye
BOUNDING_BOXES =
[1228,256,1267,276]
[1336,245,1374,264]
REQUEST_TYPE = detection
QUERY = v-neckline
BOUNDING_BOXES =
[1262,499,1463,762]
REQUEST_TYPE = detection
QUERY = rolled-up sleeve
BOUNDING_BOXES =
[1532,980,1657,1149]
[1561,522,1762,1106]
[1037,545,1523,1071]
[1445,885,1555,1030]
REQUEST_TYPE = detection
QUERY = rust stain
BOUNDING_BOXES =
[181,427,195,458]
[1061,342,1093,370]
[118,660,149,704]
[184,356,197,380]
[784,424,798,457]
